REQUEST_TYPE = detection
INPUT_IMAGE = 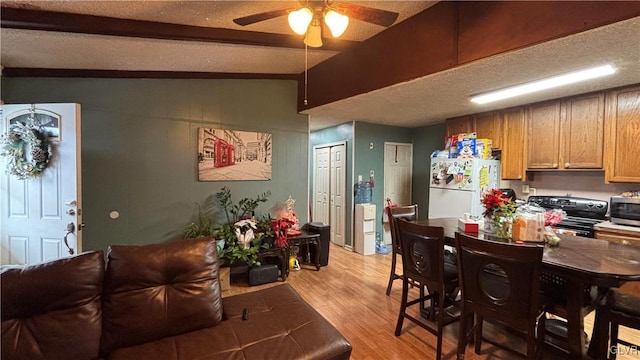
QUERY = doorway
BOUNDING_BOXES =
[383,142,413,243]
[1,103,82,265]
[313,142,346,247]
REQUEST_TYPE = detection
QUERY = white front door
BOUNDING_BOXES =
[330,144,346,247]
[1,104,82,265]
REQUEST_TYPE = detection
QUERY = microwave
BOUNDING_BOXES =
[610,196,640,227]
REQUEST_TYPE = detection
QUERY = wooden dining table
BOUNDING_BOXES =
[415,217,640,360]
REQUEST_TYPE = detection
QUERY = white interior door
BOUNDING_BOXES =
[313,147,330,225]
[383,142,413,243]
[1,103,82,265]
[330,144,346,247]
[312,143,346,247]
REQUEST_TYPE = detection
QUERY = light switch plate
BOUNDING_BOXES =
[522,184,530,194]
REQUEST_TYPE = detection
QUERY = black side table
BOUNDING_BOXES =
[287,230,322,270]
[257,246,289,281]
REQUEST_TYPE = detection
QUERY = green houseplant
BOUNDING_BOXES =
[184,187,272,268]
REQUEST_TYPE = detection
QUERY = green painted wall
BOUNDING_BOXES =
[354,121,413,229]
[1,78,309,252]
[411,123,446,217]
[309,121,354,246]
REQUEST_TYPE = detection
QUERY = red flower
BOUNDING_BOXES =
[481,189,515,217]
[271,218,294,247]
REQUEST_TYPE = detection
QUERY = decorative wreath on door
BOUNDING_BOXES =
[1,121,52,180]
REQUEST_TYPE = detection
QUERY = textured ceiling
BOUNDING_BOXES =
[1,2,639,131]
[304,16,640,130]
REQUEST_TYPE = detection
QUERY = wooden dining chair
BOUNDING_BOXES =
[385,204,418,296]
[594,283,640,359]
[538,271,604,356]
[394,219,460,359]
[455,233,548,360]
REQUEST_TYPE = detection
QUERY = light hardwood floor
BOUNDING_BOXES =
[224,243,640,359]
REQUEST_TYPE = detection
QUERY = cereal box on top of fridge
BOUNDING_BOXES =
[475,139,492,159]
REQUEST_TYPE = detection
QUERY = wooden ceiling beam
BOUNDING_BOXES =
[300,1,640,112]
[1,68,301,80]
[0,7,356,51]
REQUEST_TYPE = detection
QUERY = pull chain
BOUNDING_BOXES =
[304,42,308,106]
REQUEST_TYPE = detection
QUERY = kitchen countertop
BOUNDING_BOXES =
[594,220,640,234]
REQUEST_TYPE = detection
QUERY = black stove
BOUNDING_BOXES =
[527,196,608,238]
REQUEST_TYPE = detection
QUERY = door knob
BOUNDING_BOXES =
[63,222,75,255]
[67,209,76,215]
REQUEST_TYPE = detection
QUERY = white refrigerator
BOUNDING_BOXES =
[428,158,501,219]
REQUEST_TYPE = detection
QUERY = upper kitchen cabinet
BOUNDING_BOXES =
[527,101,562,169]
[446,115,472,136]
[473,111,502,149]
[501,108,527,180]
[604,85,640,183]
[562,93,605,169]
[527,93,605,171]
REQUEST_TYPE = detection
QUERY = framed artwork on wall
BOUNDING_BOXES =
[198,128,272,181]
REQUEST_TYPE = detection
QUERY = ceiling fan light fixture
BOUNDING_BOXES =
[288,7,313,35]
[304,22,323,47]
[324,10,349,37]
[470,64,616,104]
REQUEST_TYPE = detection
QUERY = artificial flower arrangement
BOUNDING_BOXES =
[271,217,295,248]
[234,219,257,249]
[481,188,517,237]
[269,195,301,247]
[481,188,516,217]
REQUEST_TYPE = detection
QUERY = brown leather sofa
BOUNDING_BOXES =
[1,237,352,360]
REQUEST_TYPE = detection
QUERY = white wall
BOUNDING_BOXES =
[508,171,637,213]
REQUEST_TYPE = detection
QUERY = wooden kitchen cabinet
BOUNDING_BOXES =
[562,92,605,169]
[473,111,502,149]
[527,93,605,170]
[446,115,472,136]
[604,84,640,183]
[595,228,640,247]
[501,107,527,180]
[527,101,561,169]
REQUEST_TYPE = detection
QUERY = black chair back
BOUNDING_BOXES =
[385,204,418,296]
[455,232,546,359]
[395,219,459,359]
[397,219,444,291]
[387,204,418,254]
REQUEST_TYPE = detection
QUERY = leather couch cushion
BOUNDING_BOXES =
[108,284,352,360]
[1,251,105,360]
[101,237,222,353]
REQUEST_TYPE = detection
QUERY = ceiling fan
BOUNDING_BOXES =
[233,1,400,47]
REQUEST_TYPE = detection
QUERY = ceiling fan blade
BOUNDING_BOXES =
[233,7,296,26]
[334,3,399,27]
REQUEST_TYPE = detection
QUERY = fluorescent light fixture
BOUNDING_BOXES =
[470,64,616,104]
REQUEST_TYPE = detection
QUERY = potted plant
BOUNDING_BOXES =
[183,204,225,254]
[185,187,276,286]
[183,204,233,289]
[213,186,271,264]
